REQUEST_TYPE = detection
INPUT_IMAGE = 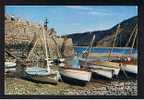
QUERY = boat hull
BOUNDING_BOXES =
[22,67,58,85]
[5,62,16,68]
[59,68,91,85]
[122,64,137,74]
[79,58,120,68]
[5,68,16,73]
[79,60,120,78]
[23,74,58,85]
[5,62,16,73]
[91,69,113,79]
[88,65,120,76]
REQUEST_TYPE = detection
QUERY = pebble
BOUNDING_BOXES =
[5,77,137,96]
[69,80,137,96]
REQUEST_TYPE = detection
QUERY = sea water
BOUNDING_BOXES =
[74,47,137,55]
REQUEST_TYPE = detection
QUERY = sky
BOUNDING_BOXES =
[5,6,137,36]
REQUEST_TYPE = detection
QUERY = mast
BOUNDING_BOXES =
[26,32,38,61]
[81,32,95,56]
[43,18,51,73]
[87,33,96,56]
[85,33,95,65]
[130,25,138,55]
[124,24,138,56]
[50,29,62,58]
[108,24,120,60]
[125,24,137,47]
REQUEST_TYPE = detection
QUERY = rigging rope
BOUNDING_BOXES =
[130,25,138,55]
[108,24,121,59]
[125,24,137,47]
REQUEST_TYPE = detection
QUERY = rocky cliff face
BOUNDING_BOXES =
[65,16,138,47]
[5,15,74,59]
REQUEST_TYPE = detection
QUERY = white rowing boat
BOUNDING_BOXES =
[23,66,59,84]
[91,69,113,79]
[79,59,120,78]
[121,64,137,74]
[5,62,16,68]
[59,67,91,85]
[88,64,120,76]
[5,62,16,72]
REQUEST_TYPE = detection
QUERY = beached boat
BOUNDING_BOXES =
[22,18,60,84]
[59,67,92,85]
[90,68,113,79]
[85,24,137,78]
[108,57,137,74]
[5,62,16,68]
[121,64,137,74]
[59,55,91,85]
[5,62,16,72]
[109,24,138,75]
[22,66,58,84]
[79,33,121,79]
[109,56,133,64]
[79,59,120,78]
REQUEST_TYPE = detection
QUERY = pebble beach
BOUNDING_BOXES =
[5,72,137,96]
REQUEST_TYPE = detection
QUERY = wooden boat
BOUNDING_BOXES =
[79,59,120,78]
[22,66,58,85]
[121,64,137,74]
[88,64,119,76]
[21,19,59,84]
[109,56,133,64]
[5,62,16,72]
[5,67,16,72]
[5,62,16,68]
[109,57,137,74]
[78,33,121,79]
[90,68,113,79]
[59,66,92,85]
[80,59,120,70]
[109,24,138,75]
[89,61,120,69]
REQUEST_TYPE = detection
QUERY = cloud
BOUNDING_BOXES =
[64,6,92,10]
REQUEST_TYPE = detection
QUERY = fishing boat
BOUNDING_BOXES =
[109,57,137,74]
[109,24,138,75]
[21,18,60,84]
[59,67,91,85]
[79,59,120,78]
[121,64,137,74]
[80,24,138,78]
[5,61,16,72]
[91,69,113,79]
[59,55,92,85]
[5,50,17,72]
[79,33,121,79]
[5,61,16,68]
[109,56,133,64]
[22,66,58,85]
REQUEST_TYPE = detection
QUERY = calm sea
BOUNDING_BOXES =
[74,47,137,55]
